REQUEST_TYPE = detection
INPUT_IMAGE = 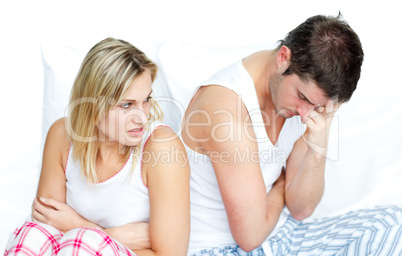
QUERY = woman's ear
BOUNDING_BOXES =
[276,46,291,74]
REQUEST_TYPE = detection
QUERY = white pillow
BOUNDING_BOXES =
[41,42,88,149]
[155,38,277,132]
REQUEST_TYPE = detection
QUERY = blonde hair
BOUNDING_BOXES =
[67,37,163,183]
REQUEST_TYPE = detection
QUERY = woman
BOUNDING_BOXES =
[5,38,190,256]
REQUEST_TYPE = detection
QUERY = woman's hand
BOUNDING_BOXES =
[105,222,151,250]
[31,197,93,233]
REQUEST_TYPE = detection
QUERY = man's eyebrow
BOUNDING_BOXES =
[299,92,316,105]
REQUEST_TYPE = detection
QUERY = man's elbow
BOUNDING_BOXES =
[235,235,264,252]
[286,196,318,221]
[290,207,314,221]
[237,241,261,253]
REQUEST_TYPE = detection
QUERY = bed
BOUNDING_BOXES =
[1,0,402,252]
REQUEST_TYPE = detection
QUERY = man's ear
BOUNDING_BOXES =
[276,46,291,74]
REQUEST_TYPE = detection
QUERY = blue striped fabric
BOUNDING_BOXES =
[191,205,402,256]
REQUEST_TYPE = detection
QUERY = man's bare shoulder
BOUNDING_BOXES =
[191,85,241,113]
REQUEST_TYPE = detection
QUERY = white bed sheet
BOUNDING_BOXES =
[1,0,402,252]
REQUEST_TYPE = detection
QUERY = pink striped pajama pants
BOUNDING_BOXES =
[4,222,136,256]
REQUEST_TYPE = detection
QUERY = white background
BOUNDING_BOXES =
[1,0,401,252]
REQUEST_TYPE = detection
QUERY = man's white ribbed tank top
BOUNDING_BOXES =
[184,59,304,254]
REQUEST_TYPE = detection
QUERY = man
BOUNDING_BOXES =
[182,14,402,255]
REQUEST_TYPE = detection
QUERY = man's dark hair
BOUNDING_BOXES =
[278,13,364,102]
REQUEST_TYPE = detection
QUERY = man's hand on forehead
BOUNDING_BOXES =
[302,98,339,123]
[300,98,341,155]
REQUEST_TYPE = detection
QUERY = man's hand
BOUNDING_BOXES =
[31,197,92,233]
[271,169,285,200]
[299,99,340,156]
[267,169,286,209]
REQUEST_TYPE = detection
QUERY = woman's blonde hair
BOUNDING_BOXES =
[66,37,163,183]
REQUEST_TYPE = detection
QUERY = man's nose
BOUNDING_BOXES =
[297,104,314,121]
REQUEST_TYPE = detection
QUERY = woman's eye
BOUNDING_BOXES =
[121,103,131,108]
[145,96,152,103]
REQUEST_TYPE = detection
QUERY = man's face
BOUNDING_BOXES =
[269,73,328,121]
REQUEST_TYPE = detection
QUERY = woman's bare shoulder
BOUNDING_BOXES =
[44,117,71,168]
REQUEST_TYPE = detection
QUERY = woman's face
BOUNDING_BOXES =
[98,69,153,147]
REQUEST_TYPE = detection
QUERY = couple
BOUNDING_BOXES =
[5,14,402,256]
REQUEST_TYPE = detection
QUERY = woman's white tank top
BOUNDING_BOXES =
[65,121,167,228]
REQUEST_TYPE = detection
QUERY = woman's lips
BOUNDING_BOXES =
[127,127,144,137]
